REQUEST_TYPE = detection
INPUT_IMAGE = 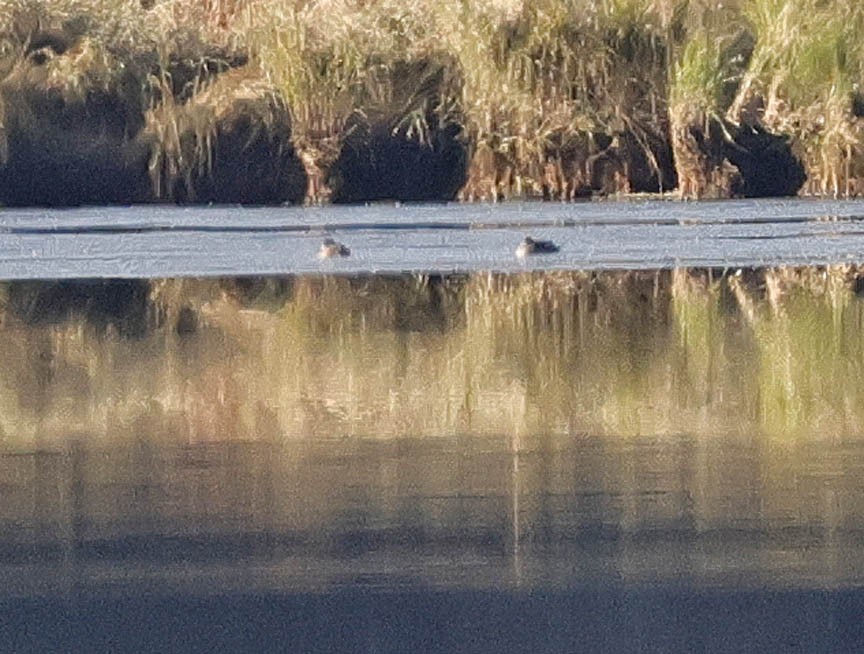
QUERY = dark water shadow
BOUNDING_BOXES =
[2,587,862,654]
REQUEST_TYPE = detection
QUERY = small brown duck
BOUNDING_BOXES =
[515,236,560,257]
[318,237,351,259]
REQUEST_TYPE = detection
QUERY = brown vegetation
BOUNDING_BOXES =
[146,67,307,204]
[3,1,864,204]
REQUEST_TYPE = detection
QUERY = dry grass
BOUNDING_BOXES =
[159,0,677,198]
[1,0,864,197]
[722,0,864,196]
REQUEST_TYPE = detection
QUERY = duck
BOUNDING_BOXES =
[318,237,351,259]
[515,236,560,257]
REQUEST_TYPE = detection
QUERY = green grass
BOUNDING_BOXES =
[728,0,864,195]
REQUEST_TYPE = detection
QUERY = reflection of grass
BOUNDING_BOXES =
[8,269,864,572]
[3,269,864,450]
[670,269,756,430]
[729,266,864,440]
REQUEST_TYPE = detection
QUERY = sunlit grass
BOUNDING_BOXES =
[2,0,864,196]
[729,0,864,196]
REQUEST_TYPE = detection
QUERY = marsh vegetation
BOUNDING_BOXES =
[0,0,862,204]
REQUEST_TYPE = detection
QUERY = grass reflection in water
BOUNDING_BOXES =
[1,268,864,594]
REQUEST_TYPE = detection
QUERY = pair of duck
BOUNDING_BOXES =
[318,236,560,259]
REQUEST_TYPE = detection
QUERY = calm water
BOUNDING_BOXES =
[3,198,864,277]
[3,200,864,651]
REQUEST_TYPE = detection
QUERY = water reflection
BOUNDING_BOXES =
[2,268,864,603]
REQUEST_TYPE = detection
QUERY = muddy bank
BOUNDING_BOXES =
[326,57,468,204]
[0,31,152,206]
[146,68,308,205]
[672,116,806,200]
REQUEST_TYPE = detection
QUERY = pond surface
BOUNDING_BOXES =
[3,200,864,651]
[3,198,864,277]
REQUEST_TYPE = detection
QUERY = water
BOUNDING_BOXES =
[3,198,864,277]
[2,200,864,651]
